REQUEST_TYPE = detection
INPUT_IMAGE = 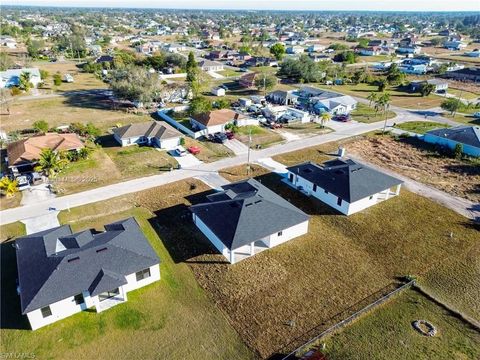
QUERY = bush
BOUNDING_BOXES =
[53,73,62,86]
[454,143,463,159]
[179,137,185,146]
[10,87,21,96]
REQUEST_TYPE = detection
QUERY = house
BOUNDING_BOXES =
[307,44,326,53]
[7,133,84,173]
[286,46,304,54]
[15,217,160,330]
[164,43,187,53]
[266,90,298,105]
[286,158,403,215]
[190,178,309,264]
[211,87,226,96]
[409,79,449,93]
[399,64,427,75]
[423,126,480,157]
[0,68,42,89]
[397,46,421,55]
[357,46,382,56]
[444,40,467,51]
[239,72,258,88]
[190,109,257,133]
[198,59,224,72]
[443,67,480,83]
[95,55,114,64]
[0,36,17,48]
[465,50,480,58]
[299,87,357,115]
[112,121,182,149]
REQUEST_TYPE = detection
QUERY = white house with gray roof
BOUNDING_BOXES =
[190,178,309,264]
[286,159,403,215]
[112,121,182,149]
[0,68,42,89]
[298,87,357,115]
[15,218,160,330]
[423,126,480,157]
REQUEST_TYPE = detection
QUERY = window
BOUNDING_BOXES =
[337,197,342,206]
[313,184,317,192]
[288,173,294,182]
[324,189,329,194]
[277,231,283,236]
[41,306,52,318]
[74,293,84,305]
[136,268,151,282]
[369,195,373,200]
[98,288,120,302]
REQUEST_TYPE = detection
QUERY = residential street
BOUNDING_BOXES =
[1,110,474,225]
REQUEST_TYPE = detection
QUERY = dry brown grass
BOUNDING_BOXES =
[347,135,480,202]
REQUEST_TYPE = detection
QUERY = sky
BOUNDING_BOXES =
[2,0,479,11]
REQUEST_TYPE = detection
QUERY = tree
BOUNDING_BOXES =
[39,69,49,81]
[110,66,163,104]
[420,83,436,97]
[386,63,406,85]
[320,112,331,128]
[278,55,325,83]
[53,73,62,86]
[375,92,391,134]
[441,98,462,117]
[19,72,33,91]
[254,72,277,94]
[367,92,378,107]
[26,39,45,58]
[33,120,49,133]
[333,51,357,64]
[35,148,67,177]
[214,98,231,109]
[186,51,200,96]
[0,177,19,197]
[188,96,212,115]
[270,43,286,60]
[378,78,388,92]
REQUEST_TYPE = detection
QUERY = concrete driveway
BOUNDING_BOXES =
[20,183,56,206]
[207,71,225,79]
[22,211,60,234]
[224,139,249,155]
[194,172,230,190]
[171,153,203,168]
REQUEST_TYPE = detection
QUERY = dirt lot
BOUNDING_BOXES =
[347,135,480,202]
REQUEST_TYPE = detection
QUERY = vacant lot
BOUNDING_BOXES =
[347,134,480,202]
[321,289,480,360]
[351,103,396,123]
[0,180,253,360]
[395,121,450,134]
[0,95,153,133]
[185,168,479,358]
[316,84,443,109]
[235,125,284,148]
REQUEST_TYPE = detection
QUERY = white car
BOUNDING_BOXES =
[473,112,480,118]
[174,146,188,157]
[16,175,30,191]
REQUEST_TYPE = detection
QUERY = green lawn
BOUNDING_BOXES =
[320,289,480,360]
[217,69,242,77]
[448,88,479,101]
[351,103,397,123]
[395,121,450,134]
[0,181,253,360]
[234,125,284,148]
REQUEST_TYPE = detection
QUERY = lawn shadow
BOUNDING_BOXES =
[148,189,229,264]
[0,240,30,330]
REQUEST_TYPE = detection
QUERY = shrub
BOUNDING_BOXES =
[53,73,62,86]
[179,137,185,146]
[10,86,21,96]
[454,143,463,159]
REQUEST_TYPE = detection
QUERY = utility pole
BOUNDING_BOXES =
[246,128,252,176]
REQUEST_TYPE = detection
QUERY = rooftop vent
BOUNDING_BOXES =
[67,256,80,263]
[303,168,313,173]
[96,247,108,253]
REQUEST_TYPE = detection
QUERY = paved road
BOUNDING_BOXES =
[0,103,473,225]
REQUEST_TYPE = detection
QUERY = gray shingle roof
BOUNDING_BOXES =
[15,217,160,314]
[190,178,309,250]
[112,121,181,140]
[287,159,403,203]
[426,126,480,148]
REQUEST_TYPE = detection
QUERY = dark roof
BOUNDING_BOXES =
[190,178,309,250]
[15,217,160,314]
[426,126,480,148]
[112,121,181,140]
[95,55,114,63]
[287,159,403,203]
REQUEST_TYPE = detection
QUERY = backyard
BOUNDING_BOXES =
[0,180,254,360]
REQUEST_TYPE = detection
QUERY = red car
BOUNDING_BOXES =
[225,131,235,140]
[187,146,201,155]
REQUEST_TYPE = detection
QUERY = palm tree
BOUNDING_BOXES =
[377,92,391,134]
[0,177,19,197]
[19,71,32,92]
[367,92,378,107]
[35,148,67,177]
[320,112,331,128]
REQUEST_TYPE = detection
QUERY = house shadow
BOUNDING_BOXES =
[408,109,443,117]
[148,189,229,265]
[0,240,30,330]
[96,134,119,148]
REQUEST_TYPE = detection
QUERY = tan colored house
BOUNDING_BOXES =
[7,133,84,173]
[190,109,251,133]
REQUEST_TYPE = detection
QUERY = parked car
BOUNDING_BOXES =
[213,132,228,143]
[473,112,480,118]
[187,146,201,155]
[16,175,31,191]
[225,131,235,140]
[333,114,350,122]
[174,146,188,156]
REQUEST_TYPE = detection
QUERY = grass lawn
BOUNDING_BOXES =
[350,103,396,123]
[0,95,154,133]
[185,164,480,358]
[0,222,26,242]
[0,180,253,360]
[282,122,333,135]
[320,289,480,360]
[234,125,284,148]
[395,121,450,134]
[448,88,479,101]
[443,112,480,125]
[184,137,234,162]
[0,193,22,210]
[316,83,443,109]
[218,69,242,77]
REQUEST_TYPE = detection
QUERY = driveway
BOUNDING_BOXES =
[172,153,203,168]
[207,71,225,79]
[21,211,60,234]
[224,139,249,155]
[20,183,56,206]
[194,172,230,190]
[255,157,288,175]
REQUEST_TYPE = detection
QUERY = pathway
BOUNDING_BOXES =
[224,139,249,155]
[194,172,230,190]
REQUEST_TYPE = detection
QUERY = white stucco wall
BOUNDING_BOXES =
[236,118,260,127]
[25,264,160,330]
[266,220,309,248]
[159,137,180,150]
[193,214,229,258]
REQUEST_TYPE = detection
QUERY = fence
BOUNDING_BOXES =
[280,280,415,360]
[157,109,207,139]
